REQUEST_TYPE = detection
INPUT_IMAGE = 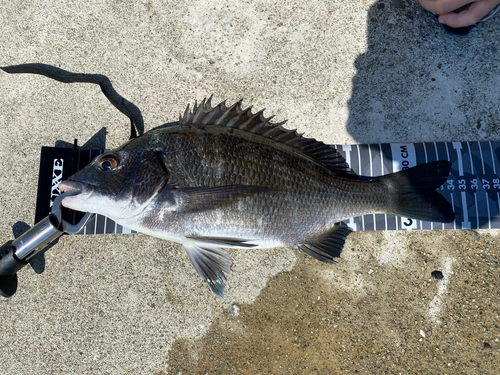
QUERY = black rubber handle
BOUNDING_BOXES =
[0,241,28,297]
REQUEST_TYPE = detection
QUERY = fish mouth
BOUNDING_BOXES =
[58,180,94,210]
[59,180,87,194]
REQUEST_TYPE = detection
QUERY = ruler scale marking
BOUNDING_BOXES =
[36,141,500,235]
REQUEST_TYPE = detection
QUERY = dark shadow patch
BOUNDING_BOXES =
[347,1,500,144]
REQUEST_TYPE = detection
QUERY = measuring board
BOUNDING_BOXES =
[35,147,138,235]
[334,142,500,231]
[35,141,500,234]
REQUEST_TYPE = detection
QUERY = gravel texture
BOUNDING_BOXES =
[1,1,499,374]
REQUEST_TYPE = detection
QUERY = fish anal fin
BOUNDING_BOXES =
[296,222,353,264]
[184,245,231,298]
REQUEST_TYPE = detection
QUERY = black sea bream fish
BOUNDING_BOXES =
[59,98,455,296]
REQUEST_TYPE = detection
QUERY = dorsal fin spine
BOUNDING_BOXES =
[226,106,253,128]
[272,126,295,141]
[286,138,302,146]
[273,129,296,142]
[214,100,241,126]
[201,105,225,125]
[177,98,357,178]
[262,126,285,138]
[192,98,207,123]
[180,104,191,124]
[206,95,213,109]
[200,110,218,125]
[239,109,266,131]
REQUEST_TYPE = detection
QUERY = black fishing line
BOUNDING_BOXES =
[1,63,143,140]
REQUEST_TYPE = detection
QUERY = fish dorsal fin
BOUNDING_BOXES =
[179,97,357,177]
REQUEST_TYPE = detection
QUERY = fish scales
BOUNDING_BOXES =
[59,98,455,296]
[135,126,382,238]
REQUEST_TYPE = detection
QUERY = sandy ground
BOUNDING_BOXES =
[1,0,499,374]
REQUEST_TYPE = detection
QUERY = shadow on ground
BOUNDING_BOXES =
[347,0,500,144]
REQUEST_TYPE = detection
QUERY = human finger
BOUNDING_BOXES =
[438,1,498,27]
[418,0,475,15]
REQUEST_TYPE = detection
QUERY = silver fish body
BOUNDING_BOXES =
[60,98,454,296]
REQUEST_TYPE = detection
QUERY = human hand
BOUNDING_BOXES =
[418,0,500,27]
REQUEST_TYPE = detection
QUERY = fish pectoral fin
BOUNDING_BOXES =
[184,244,231,298]
[186,236,258,248]
[179,185,276,212]
[296,222,353,264]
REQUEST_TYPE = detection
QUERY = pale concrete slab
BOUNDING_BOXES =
[0,0,499,374]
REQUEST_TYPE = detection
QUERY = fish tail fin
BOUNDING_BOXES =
[380,160,455,223]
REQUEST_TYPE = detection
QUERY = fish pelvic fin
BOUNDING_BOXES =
[296,222,353,264]
[184,244,231,298]
[380,160,455,223]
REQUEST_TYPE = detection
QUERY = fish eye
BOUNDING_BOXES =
[97,154,119,171]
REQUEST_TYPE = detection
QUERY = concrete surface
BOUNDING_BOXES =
[0,0,499,374]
